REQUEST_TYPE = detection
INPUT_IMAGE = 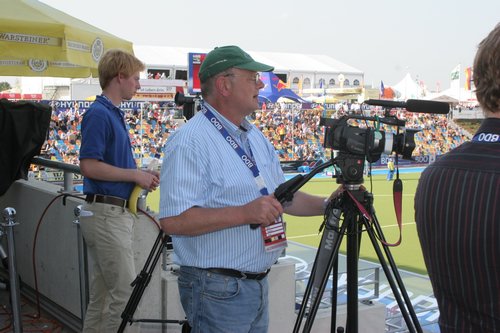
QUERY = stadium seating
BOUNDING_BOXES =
[41,103,471,165]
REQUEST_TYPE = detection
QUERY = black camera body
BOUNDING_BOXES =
[320,114,418,184]
[174,92,201,120]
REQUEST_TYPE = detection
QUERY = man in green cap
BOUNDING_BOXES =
[159,45,334,332]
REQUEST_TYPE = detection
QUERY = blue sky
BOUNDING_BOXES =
[39,0,500,90]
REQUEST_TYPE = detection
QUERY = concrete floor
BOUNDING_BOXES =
[0,276,73,333]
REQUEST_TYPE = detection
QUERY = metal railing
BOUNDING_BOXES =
[31,157,81,192]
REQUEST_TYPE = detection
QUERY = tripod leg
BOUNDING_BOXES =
[293,248,320,333]
[295,207,345,333]
[330,257,338,332]
[118,230,166,333]
[362,215,422,333]
[345,211,362,333]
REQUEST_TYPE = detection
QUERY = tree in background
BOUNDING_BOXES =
[0,82,12,92]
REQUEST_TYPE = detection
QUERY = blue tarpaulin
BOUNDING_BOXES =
[258,72,309,103]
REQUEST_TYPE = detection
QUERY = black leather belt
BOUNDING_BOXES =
[207,268,270,280]
[85,194,128,208]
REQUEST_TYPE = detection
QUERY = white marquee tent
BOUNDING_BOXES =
[392,73,422,100]
[133,45,364,75]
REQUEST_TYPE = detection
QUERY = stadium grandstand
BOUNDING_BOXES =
[35,102,471,173]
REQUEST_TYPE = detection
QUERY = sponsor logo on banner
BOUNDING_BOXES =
[28,59,48,72]
[91,38,104,62]
[0,33,58,46]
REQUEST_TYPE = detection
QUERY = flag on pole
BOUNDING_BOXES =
[319,79,326,96]
[464,67,473,90]
[380,80,385,98]
[451,64,461,100]
[450,64,461,81]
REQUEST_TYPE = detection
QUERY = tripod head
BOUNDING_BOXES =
[274,156,366,206]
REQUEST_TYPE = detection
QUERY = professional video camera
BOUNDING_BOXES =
[174,92,201,120]
[320,99,449,184]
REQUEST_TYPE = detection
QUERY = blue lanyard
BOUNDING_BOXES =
[472,132,500,143]
[201,103,269,196]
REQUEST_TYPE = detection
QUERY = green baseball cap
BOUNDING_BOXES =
[199,45,274,82]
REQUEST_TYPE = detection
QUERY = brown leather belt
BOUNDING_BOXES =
[207,268,270,280]
[85,194,128,208]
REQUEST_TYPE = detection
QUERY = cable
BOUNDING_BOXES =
[31,193,86,318]
[137,207,161,230]
[27,193,160,325]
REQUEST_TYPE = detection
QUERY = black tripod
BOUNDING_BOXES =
[118,230,188,333]
[275,159,422,333]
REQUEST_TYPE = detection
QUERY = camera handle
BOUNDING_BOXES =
[293,185,422,333]
[275,160,334,203]
[250,160,334,229]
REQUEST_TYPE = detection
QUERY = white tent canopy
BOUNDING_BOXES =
[392,73,422,100]
[425,87,477,104]
[429,94,459,104]
[133,45,363,75]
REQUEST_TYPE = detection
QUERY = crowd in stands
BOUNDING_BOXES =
[147,71,170,80]
[38,101,471,167]
[389,108,470,155]
[39,103,180,167]
[40,107,82,165]
[251,106,325,161]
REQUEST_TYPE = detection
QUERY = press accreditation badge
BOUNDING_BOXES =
[261,215,287,252]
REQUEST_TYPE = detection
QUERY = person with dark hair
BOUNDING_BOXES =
[79,49,160,332]
[159,45,337,333]
[415,23,500,332]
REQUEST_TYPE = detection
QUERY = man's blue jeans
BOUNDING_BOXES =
[177,266,269,333]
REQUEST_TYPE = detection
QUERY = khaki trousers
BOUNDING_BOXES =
[80,202,138,333]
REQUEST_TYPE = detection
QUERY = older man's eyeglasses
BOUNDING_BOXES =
[223,72,261,84]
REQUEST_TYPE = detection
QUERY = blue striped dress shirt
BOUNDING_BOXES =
[159,103,286,272]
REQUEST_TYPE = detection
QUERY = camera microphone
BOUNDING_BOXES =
[364,99,449,114]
